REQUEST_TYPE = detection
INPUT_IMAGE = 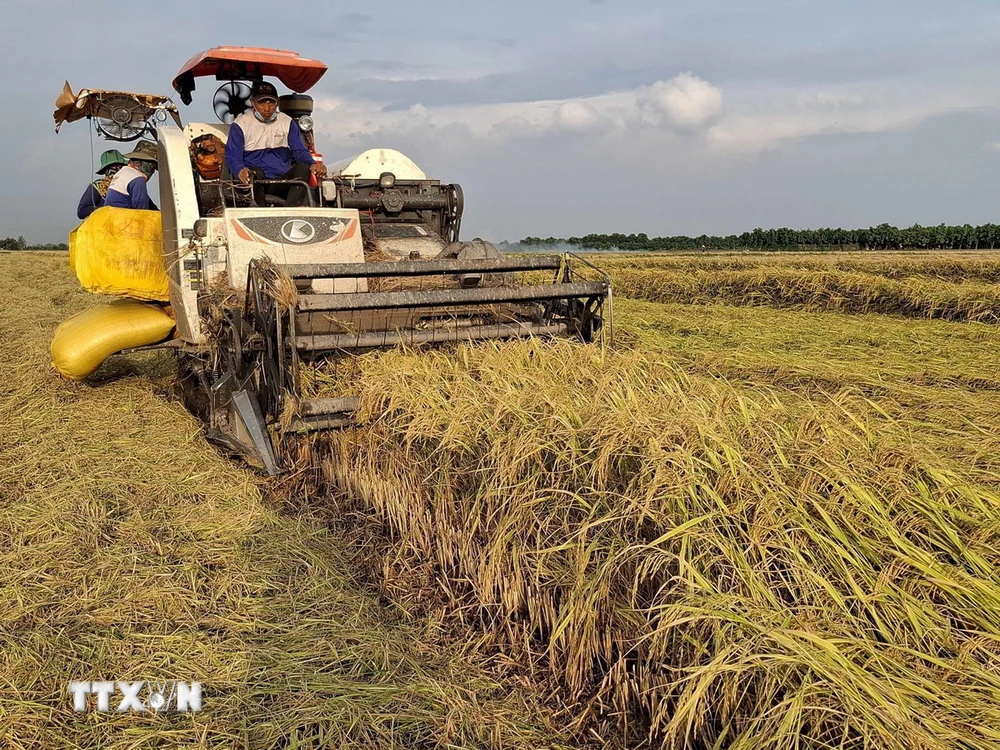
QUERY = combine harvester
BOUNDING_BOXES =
[53,47,611,474]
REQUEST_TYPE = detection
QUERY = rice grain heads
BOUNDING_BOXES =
[317,339,1000,749]
[610,267,1000,322]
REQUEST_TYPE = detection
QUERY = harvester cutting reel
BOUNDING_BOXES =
[178,261,356,474]
[184,253,610,475]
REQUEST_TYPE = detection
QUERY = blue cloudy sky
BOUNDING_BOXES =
[4,0,1000,244]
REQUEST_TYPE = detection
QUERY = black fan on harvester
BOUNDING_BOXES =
[213,81,252,124]
[95,94,154,141]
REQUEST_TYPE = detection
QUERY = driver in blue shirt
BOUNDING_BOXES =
[224,80,326,207]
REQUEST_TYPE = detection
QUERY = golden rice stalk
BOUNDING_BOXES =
[609,267,1000,322]
[596,250,1000,284]
[312,337,1000,749]
[253,256,299,310]
[1,252,574,750]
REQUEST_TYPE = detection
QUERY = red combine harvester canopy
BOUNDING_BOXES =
[171,46,328,104]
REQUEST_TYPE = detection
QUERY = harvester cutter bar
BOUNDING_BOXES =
[296,306,524,336]
[301,396,361,415]
[286,414,355,432]
[284,396,361,432]
[297,281,608,312]
[282,255,562,279]
[296,322,569,351]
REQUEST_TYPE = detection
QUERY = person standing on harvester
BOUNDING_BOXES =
[224,80,327,207]
[77,149,128,220]
[104,140,159,211]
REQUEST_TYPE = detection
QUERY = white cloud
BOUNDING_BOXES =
[314,72,722,149]
[705,108,919,154]
[636,73,723,129]
[552,100,613,134]
[704,81,995,154]
[312,70,997,163]
[795,91,874,109]
[704,110,919,153]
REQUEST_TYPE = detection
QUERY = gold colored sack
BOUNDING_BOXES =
[70,206,170,301]
[51,300,175,380]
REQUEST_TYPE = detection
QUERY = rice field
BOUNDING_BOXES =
[308,251,1000,748]
[603,257,1000,322]
[4,249,1000,748]
[598,251,1000,283]
[0,252,573,749]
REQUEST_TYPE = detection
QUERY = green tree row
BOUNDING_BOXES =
[0,236,28,250]
[516,222,1000,251]
[0,237,69,250]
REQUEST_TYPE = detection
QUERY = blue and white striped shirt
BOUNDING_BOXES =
[224,111,314,179]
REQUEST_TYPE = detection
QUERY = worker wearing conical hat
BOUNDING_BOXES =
[105,140,159,211]
[76,149,127,220]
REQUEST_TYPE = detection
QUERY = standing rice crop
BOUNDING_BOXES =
[597,251,1000,283]
[315,340,1000,748]
[611,267,1000,321]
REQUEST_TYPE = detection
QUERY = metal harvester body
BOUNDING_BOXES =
[152,56,609,473]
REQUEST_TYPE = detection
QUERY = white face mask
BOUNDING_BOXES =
[253,106,278,123]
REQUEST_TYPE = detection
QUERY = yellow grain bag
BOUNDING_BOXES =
[71,206,170,301]
[68,225,78,272]
[51,300,175,381]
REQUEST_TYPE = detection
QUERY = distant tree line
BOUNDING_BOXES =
[0,236,68,250]
[0,236,28,250]
[516,223,1000,251]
